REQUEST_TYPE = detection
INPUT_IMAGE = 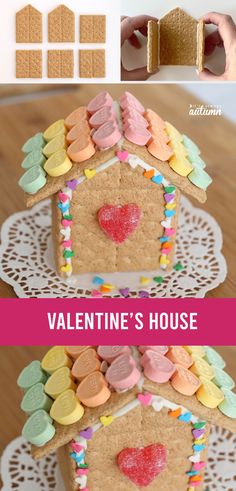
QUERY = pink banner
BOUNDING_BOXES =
[0,298,235,345]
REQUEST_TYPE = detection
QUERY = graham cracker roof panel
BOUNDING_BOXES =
[160,8,198,66]
[48,5,75,43]
[16,4,42,43]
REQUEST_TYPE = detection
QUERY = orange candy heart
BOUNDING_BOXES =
[66,121,91,145]
[67,135,95,163]
[72,348,101,381]
[76,371,111,407]
[65,346,92,361]
[64,106,88,130]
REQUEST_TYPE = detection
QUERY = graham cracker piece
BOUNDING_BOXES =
[16,50,42,78]
[48,5,75,43]
[48,50,74,78]
[160,8,197,65]
[147,20,159,73]
[79,49,106,78]
[197,19,205,72]
[16,5,42,43]
[80,15,106,43]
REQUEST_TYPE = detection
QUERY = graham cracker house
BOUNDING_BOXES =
[18,91,212,279]
[17,346,236,491]
[147,8,205,73]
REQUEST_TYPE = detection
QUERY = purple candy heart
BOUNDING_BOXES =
[66,179,78,190]
[192,429,205,439]
[139,290,150,298]
[164,193,175,203]
[119,288,130,298]
[79,427,93,440]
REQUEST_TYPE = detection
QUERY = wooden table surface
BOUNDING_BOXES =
[0,345,235,457]
[0,84,235,297]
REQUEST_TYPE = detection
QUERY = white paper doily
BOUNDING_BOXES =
[1,427,236,491]
[0,196,227,298]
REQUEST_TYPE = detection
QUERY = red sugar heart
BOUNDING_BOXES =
[98,204,141,244]
[117,444,167,487]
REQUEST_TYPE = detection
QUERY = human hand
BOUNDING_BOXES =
[200,12,236,81]
[121,15,158,81]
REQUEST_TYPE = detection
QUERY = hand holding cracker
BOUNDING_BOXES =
[200,12,236,81]
[121,15,158,81]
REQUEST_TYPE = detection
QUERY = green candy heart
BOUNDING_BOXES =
[17,360,47,391]
[21,149,47,169]
[188,168,212,190]
[153,276,164,284]
[204,347,226,369]
[164,186,176,193]
[22,409,55,446]
[18,165,47,194]
[22,133,45,154]
[21,383,53,415]
[213,367,235,391]
[182,134,200,155]
[218,388,236,419]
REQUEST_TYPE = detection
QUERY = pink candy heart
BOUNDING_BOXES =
[106,354,141,390]
[141,350,175,384]
[89,106,116,129]
[97,346,131,363]
[119,92,145,114]
[137,393,152,406]
[116,150,129,162]
[92,121,121,149]
[87,91,113,114]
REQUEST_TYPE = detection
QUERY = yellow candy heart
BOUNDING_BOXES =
[44,150,72,177]
[169,155,193,177]
[165,121,182,142]
[196,377,224,408]
[44,120,66,142]
[45,366,77,399]
[170,140,188,158]
[50,389,84,425]
[61,264,72,273]
[43,134,66,158]
[165,203,176,210]
[100,415,114,427]
[84,169,97,179]
[41,347,72,375]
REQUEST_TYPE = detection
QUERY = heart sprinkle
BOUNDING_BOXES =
[139,290,150,298]
[66,179,78,190]
[137,393,152,406]
[119,288,130,298]
[79,427,93,440]
[116,150,129,162]
[100,415,114,427]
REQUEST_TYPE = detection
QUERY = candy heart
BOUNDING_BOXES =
[22,133,45,153]
[161,219,171,228]
[66,179,79,190]
[72,348,101,380]
[137,393,152,406]
[67,135,95,162]
[97,346,131,364]
[64,106,88,130]
[119,288,130,298]
[59,192,69,203]
[119,92,145,114]
[117,443,167,486]
[43,119,66,142]
[21,149,46,169]
[141,351,175,384]
[17,360,47,391]
[171,365,201,396]
[100,415,114,426]
[41,347,72,375]
[18,165,47,194]
[22,409,55,446]
[43,133,66,158]
[84,168,97,179]
[87,91,113,114]
[98,204,141,244]
[125,124,151,146]
[116,150,129,162]
[144,109,166,129]
[106,354,141,390]
[44,149,72,177]
[79,427,93,440]
[169,155,193,177]
[77,371,111,408]
[65,346,91,360]
[89,106,116,129]
[66,121,91,144]
[45,366,76,399]
[148,138,174,161]
[139,346,168,355]
[166,346,192,369]
[21,382,53,414]
[50,389,84,425]
[92,121,122,149]
[165,121,182,142]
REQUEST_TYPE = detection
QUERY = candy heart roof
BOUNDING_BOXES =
[17,346,236,460]
[18,91,212,208]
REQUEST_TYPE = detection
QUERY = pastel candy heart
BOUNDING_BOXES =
[66,179,78,190]
[116,150,129,162]
[87,91,113,114]
[182,134,200,155]
[89,106,116,129]
[41,347,72,375]
[125,123,151,146]
[148,139,173,161]
[92,121,121,149]
[119,92,145,114]
[98,204,141,244]
[79,427,93,439]
[66,121,91,144]
[21,383,52,415]
[22,133,45,153]
[117,444,167,486]
[218,389,236,419]
[72,348,101,380]
[17,360,47,391]
[84,168,97,179]
[137,392,152,406]
[45,366,76,399]
[123,109,148,129]
[18,165,47,194]
[141,350,175,383]
[43,120,66,142]
[44,149,72,177]
[165,121,182,142]
[151,174,163,184]
[185,346,206,357]
[67,135,95,162]
[166,346,192,369]
[204,347,226,369]
[21,149,46,169]
[106,354,141,390]
[97,346,131,363]
[43,133,66,158]
[64,106,88,130]
[190,358,215,380]
[188,168,212,190]
[171,365,201,396]
[22,409,55,446]
[100,415,114,426]
[77,372,111,408]
[65,346,91,361]
[50,389,84,425]
[139,346,168,355]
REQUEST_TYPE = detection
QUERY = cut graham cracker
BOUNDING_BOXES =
[80,15,106,43]
[48,5,75,43]
[197,19,205,72]
[16,50,42,78]
[16,5,42,43]
[159,7,197,66]
[79,49,106,78]
[48,50,74,78]
[147,20,159,74]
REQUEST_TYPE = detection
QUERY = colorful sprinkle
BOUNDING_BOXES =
[144,169,155,179]
[61,264,72,273]
[140,276,151,285]
[159,236,169,243]
[193,422,206,429]
[139,290,150,298]
[153,276,164,284]
[137,393,152,406]
[119,288,130,298]
[92,276,104,286]
[66,179,78,190]
[165,209,176,217]
[178,412,192,423]
[151,174,163,184]
[174,262,184,271]
[169,408,182,418]
[91,290,103,298]
[79,427,93,440]
[165,186,176,193]
[193,444,206,452]
[63,250,75,259]
[100,415,114,426]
